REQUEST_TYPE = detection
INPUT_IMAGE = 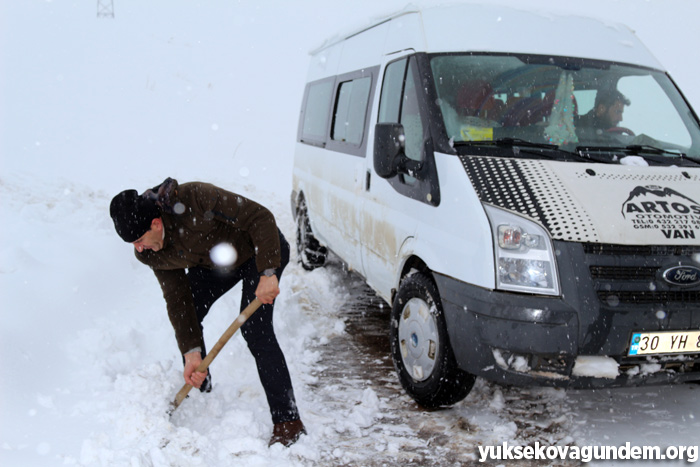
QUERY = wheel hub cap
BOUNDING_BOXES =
[398,297,439,382]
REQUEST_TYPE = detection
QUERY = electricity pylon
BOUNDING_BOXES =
[97,0,114,18]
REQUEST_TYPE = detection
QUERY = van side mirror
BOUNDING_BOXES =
[374,123,424,179]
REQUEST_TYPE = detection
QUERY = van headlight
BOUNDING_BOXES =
[484,204,560,296]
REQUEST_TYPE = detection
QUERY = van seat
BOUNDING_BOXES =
[501,90,578,127]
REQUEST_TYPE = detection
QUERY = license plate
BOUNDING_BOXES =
[628,330,700,356]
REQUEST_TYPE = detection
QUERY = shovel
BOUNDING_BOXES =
[168,298,262,414]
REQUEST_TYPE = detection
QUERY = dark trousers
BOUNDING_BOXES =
[185,231,299,424]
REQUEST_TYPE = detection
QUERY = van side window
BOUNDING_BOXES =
[300,78,334,145]
[376,54,440,205]
[378,58,407,123]
[379,57,424,184]
[400,60,424,172]
[332,77,372,145]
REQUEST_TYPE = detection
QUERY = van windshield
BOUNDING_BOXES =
[429,54,700,164]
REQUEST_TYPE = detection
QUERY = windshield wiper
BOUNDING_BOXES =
[579,144,685,157]
[577,145,699,166]
[455,137,580,160]
[456,137,561,150]
[627,144,687,158]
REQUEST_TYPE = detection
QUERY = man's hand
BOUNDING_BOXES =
[183,351,208,388]
[256,274,280,304]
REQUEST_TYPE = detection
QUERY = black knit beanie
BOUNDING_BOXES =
[110,189,160,242]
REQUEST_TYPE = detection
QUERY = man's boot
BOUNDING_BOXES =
[269,419,306,447]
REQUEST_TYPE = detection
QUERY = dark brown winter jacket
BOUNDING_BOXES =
[135,178,281,354]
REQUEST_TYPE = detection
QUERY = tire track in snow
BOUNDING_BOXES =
[301,261,579,466]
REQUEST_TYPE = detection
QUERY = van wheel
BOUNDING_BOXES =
[390,273,475,408]
[296,199,327,270]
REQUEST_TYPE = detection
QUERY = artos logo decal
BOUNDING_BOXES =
[621,185,700,240]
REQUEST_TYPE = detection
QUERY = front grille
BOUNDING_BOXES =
[584,244,700,257]
[597,290,700,305]
[590,266,657,281]
[583,243,699,306]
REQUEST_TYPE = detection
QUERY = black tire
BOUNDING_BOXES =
[295,199,327,271]
[390,273,475,408]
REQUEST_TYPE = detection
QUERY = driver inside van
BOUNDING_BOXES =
[576,89,630,130]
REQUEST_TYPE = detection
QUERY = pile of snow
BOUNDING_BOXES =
[572,356,620,379]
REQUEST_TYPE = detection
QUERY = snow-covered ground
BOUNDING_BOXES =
[3,175,699,466]
[1,1,699,466]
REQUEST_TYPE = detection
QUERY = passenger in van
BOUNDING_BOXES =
[456,79,505,122]
[576,89,630,130]
[439,80,503,140]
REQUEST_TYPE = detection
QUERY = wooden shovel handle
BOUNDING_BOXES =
[170,298,262,412]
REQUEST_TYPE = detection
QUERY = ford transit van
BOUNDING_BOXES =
[291,4,700,408]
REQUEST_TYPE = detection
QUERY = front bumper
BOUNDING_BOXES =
[434,241,700,389]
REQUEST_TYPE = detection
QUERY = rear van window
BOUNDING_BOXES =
[332,77,372,145]
[301,78,334,144]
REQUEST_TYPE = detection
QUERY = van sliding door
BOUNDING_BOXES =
[302,69,377,273]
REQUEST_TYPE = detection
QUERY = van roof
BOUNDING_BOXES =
[310,4,663,72]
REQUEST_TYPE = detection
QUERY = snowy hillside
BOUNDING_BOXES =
[1,1,699,466]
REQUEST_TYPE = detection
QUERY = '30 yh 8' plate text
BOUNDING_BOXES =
[628,330,700,356]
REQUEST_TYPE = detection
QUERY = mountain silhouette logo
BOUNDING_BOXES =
[621,185,700,218]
